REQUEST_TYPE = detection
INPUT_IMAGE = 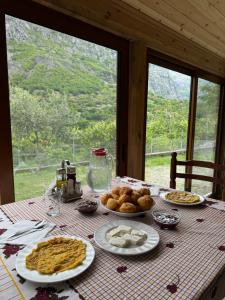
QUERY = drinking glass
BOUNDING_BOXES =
[44,187,62,217]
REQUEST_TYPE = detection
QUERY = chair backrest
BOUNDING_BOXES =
[170,152,225,199]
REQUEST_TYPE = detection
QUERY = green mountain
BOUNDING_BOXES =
[6,15,117,96]
[6,15,191,100]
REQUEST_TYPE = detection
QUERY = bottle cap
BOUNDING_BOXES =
[67,166,76,174]
[56,168,66,175]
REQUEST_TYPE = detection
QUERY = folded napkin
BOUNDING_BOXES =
[0,220,55,245]
[206,199,225,212]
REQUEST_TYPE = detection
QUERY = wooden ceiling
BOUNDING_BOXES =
[32,0,225,78]
[122,0,225,60]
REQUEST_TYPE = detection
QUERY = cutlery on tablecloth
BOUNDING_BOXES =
[8,224,49,241]
[6,220,46,239]
[0,220,56,245]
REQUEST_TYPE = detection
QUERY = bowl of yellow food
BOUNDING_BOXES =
[100,186,155,217]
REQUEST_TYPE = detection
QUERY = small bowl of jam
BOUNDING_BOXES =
[75,199,98,214]
[152,209,180,229]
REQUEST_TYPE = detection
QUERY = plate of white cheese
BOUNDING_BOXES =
[94,220,160,255]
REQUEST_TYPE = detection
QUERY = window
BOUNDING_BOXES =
[6,16,118,201]
[192,79,220,195]
[145,55,223,196]
[145,63,191,189]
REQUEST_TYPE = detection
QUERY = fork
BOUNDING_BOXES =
[8,224,48,241]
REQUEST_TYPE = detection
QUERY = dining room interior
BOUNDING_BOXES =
[0,0,225,299]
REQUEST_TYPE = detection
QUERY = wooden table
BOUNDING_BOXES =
[0,176,225,300]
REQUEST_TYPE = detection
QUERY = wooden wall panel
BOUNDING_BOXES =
[32,0,225,78]
[127,41,147,179]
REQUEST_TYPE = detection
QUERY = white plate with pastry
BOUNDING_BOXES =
[160,191,204,206]
[100,186,155,217]
[94,220,159,255]
[16,235,95,283]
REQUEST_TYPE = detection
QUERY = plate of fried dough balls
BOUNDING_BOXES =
[100,186,155,217]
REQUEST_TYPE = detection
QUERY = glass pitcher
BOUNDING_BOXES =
[87,148,113,192]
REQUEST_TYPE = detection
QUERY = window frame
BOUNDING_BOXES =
[0,0,129,204]
[146,48,225,197]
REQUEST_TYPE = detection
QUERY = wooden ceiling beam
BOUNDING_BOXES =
[163,0,225,57]
[188,0,225,35]
[123,0,225,59]
[209,0,225,18]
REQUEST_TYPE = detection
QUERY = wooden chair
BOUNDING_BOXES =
[170,152,225,200]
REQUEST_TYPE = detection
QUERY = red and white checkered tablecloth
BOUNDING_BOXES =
[1,177,225,300]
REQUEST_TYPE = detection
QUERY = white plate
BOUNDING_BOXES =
[160,191,205,206]
[16,235,95,283]
[94,220,159,255]
[100,201,154,217]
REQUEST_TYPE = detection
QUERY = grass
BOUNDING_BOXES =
[14,152,214,201]
[145,154,186,167]
[14,167,56,201]
[14,156,175,201]
[14,165,89,201]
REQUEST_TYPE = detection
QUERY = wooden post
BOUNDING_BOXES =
[185,75,198,192]
[0,14,15,204]
[127,40,148,180]
[116,46,129,177]
[170,152,177,189]
[214,83,225,200]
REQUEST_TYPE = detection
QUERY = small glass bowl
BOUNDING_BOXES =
[152,209,180,229]
[75,199,98,214]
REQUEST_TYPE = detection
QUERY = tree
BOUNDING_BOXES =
[11,87,48,154]
[75,121,116,158]
[10,87,80,156]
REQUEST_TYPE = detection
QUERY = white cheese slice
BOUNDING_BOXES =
[122,234,132,242]
[106,232,112,240]
[108,236,129,248]
[108,225,132,238]
[106,226,147,248]
[123,233,145,246]
[131,229,147,240]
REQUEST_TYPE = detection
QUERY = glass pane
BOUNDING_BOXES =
[6,16,117,201]
[192,79,220,195]
[145,64,191,189]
